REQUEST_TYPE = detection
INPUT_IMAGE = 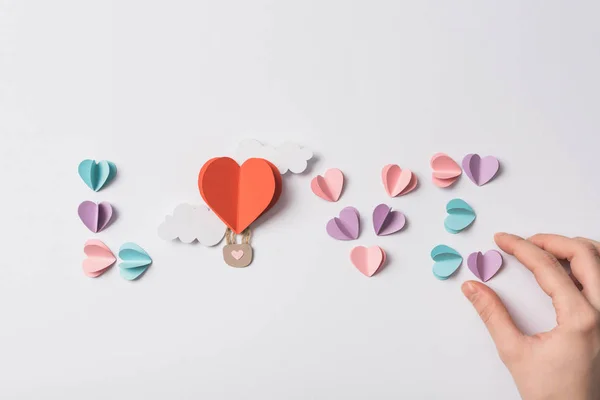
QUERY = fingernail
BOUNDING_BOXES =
[495,232,507,238]
[461,282,477,299]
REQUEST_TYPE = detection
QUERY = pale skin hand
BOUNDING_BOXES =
[461,233,600,400]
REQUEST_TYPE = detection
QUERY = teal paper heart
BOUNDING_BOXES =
[444,198,476,234]
[118,242,152,281]
[431,244,462,280]
[78,159,117,192]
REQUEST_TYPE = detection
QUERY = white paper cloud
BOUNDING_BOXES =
[158,204,226,246]
[236,139,313,174]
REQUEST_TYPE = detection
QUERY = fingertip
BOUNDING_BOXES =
[461,281,477,298]
[460,281,477,298]
[494,232,524,253]
[462,281,490,302]
[494,232,508,245]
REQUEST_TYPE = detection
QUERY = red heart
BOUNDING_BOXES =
[199,157,281,234]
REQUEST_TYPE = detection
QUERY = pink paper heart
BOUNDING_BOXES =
[82,239,116,278]
[430,153,462,188]
[372,204,406,236]
[462,154,500,186]
[350,246,386,277]
[467,250,503,282]
[311,168,344,202]
[381,164,418,197]
[231,250,244,260]
[326,206,360,240]
[78,201,113,233]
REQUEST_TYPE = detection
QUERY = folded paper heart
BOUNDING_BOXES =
[198,157,282,234]
[78,201,113,233]
[82,239,116,278]
[78,159,117,192]
[311,168,344,202]
[200,157,282,215]
[430,153,461,188]
[467,250,503,282]
[118,242,152,281]
[381,164,418,197]
[350,246,386,277]
[445,198,476,234]
[372,204,406,236]
[431,244,462,280]
[462,154,500,186]
[326,206,360,240]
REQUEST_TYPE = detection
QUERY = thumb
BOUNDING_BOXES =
[462,281,524,359]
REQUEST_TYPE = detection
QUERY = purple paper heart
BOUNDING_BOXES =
[462,154,500,186]
[372,204,406,236]
[78,201,114,233]
[326,206,360,240]
[467,250,503,282]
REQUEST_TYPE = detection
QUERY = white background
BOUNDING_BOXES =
[1,1,599,399]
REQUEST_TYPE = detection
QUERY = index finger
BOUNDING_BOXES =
[494,233,587,319]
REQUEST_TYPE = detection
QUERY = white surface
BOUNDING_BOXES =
[1,1,599,399]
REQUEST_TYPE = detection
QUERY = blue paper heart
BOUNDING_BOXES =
[78,159,117,192]
[444,198,476,234]
[431,244,462,280]
[118,242,152,281]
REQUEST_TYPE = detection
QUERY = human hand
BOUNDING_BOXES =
[462,233,600,400]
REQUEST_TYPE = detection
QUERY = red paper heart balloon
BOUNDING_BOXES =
[199,157,282,234]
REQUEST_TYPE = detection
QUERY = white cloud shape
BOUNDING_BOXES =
[158,204,226,246]
[236,139,313,174]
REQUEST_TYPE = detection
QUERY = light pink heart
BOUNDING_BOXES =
[82,239,116,278]
[350,246,386,277]
[430,153,462,188]
[231,250,244,260]
[381,164,418,197]
[311,168,344,202]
